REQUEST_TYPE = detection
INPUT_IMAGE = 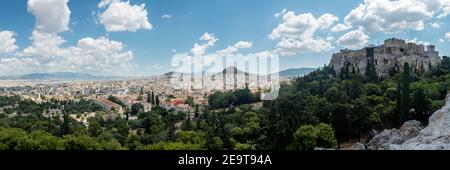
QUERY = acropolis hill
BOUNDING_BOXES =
[329,38,441,77]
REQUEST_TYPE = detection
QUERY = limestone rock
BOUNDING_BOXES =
[390,94,450,150]
[329,38,440,77]
[366,120,423,150]
[345,142,366,150]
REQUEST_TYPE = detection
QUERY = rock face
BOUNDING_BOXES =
[347,142,366,150]
[368,94,450,150]
[366,120,423,150]
[390,94,450,150]
[329,38,440,77]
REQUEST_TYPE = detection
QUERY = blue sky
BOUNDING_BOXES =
[0,0,449,76]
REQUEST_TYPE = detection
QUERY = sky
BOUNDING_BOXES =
[0,0,450,76]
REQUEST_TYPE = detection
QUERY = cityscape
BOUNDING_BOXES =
[2,0,450,156]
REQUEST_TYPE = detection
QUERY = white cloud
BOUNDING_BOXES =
[270,12,338,39]
[98,0,119,8]
[190,33,218,56]
[200,32,217,42]
[234,41,253,49]
[406,38,431,46]
[343,0,434,33]
[331,23,351,32]
[0,30,18,53]
[430,22,442,28]
[162,15,172,19]
[274,9,287,18]
[269,11,338,55]
[274,37,333,56]
[337,29,369,49]
[446,32,450,40]
[0,57,42,76]
[439,38,445,43]
[438,7,450,18]
[27,0,71,33]
[170,33,281,75]
[22,30,66,57]
[10,33,135,75]
[99,0,152,32]
[217,41,253,55]
[3,29,135,76]
[339,0,450,33]
[14,31,135,75]
[0,0,139,76]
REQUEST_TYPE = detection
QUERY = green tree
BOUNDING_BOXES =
[289,125,318,150]
[351,99,372,141]
[325,87,347,103]
[194,105,200,119]
[181,118,194,131]
[242,112,260,140]
[316,123,337,148]
[136,95,143,101]
[440,56,450,72]
[142,112,166,135]
[348,78,362,100]
[155,95,160,106]
[62,135,101,150]
[107,95,125,107]
[365,48,378,82]
[233,87,253,105]
[130,103,144,116]
[289,124,337,150]
[88,118,102,137]
[177,131,206,147]
[400,63,411,124]
[331,104,351,149]
[413,88,431,124]
[60,111,70,136]
[185,96,194,106]
[209,137,224,150]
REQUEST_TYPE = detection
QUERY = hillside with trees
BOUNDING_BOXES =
[1,56,449,150]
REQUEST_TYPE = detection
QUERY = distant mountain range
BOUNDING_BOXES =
[278,68,317,77]
[0,67,317,81]
[163,67,317,78]
[0,72,119,80]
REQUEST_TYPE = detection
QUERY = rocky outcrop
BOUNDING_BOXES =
[346,142,366,150]
[314,142,366,150]
[390,94,450,150]
[329,38,440,77]
[366,120,423,150]
[368,94,450,150]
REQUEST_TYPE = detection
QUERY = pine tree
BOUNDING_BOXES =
[340,63,349,80]
[61,109,70,136]
[203,106,208,120]
[393,82,402,127]
[150,91,155,105]
[194,104,200,118]
[400,63,411,124]
[147,92,151,103]
[414,88,429,123]
[349,78,362,100]
[47,109,52,132]
[155,95,160,105]
[365,56,377,81]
